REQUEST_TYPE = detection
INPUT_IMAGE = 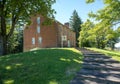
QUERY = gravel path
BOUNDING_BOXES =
[70,48,120,84]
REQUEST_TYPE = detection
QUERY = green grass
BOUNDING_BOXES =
[87,48,120,62]
[0,48,83,84]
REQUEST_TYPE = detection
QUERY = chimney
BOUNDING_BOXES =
[64,22,69,28]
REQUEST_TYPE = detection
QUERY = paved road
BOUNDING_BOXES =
[70,48,120,84]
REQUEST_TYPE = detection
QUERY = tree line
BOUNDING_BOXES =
[0,0,120,55]
[79,0,120,50]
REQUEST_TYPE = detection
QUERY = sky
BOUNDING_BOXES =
[52,0,105,24]
[53,0,120,46]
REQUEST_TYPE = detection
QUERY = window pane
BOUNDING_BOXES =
[61,35,67,41]
[37,26,40,33]
[32,37,35,44]
[37,17,40,24]
[38,37,42,44]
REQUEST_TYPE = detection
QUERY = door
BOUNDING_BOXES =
[68,40,70,47]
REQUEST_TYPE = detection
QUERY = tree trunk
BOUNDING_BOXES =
[2,36,8,55]
[96,39,100,48]
[1,13,7,55]
[1,15,16,55]
[101,42,105,49]
[1,18,8,55]
[111,43,115,50]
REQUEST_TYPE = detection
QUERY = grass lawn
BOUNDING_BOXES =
[87,48,120,62]
[0,48,83,84]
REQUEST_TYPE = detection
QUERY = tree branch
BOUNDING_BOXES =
[7,14,17,39]
[7,4,23,39]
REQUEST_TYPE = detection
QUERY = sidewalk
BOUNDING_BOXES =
[70,48,120,84]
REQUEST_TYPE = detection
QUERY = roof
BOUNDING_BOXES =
[54,20,75,33]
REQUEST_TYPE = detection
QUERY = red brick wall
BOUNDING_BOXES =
[23,15,76,51]
[56,22,76,47]
[24,15,58,51]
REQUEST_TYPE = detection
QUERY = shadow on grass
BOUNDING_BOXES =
[70,48,120,84]
[0,48,83,84]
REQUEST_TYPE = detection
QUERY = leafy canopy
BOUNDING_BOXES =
[0,0,56,54]
[88,0,120,26]
[80,0,120,49]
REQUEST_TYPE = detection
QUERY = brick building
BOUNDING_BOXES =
[23,15,76,51]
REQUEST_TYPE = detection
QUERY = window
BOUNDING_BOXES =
[38,37,42,44]
[37,17,40,24]
[37,25,40,33]
[61,35,67,41]
[32,37,35,44]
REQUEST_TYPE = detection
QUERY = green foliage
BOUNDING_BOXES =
[0,48,83,84]
[104,0,113,4]
[116,27,120,36]
[88,0,120,26]
[79,19,118,49]
[107,28,120,50]
[84,0,120,49]
[7,31,19,53]
[0,0,56,55]
[69,10,82,47]
[79,19,94,47]
[13,29,23,53]
[86,0,95,3]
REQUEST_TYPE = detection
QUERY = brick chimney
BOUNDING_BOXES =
[64,22,69,28]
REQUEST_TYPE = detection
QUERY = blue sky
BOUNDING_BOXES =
[52,0,105,24]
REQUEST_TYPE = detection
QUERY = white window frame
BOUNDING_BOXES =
[38,37,42,44]
[32,37,35,45]
[37,17,40,24]
[37,25,40,33]
[61,35,67,41]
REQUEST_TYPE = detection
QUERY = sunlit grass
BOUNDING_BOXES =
[87,48,120,62]
[4,79,14,84]
[0,48,83,84]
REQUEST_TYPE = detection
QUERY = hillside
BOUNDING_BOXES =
[0,48,83,84]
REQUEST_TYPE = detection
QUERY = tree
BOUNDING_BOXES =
[69,10,82,47]
[79,18,119,49]
[7,30,19,53]
[87,0,120,27]
[11,26,23,53]
[116,27,120,36]
[91,23,110,49]
[0,0,56,55]
[15,29,23,53]
[107,27,120,50]
[85,0,120,49]
[79,19,94,47]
